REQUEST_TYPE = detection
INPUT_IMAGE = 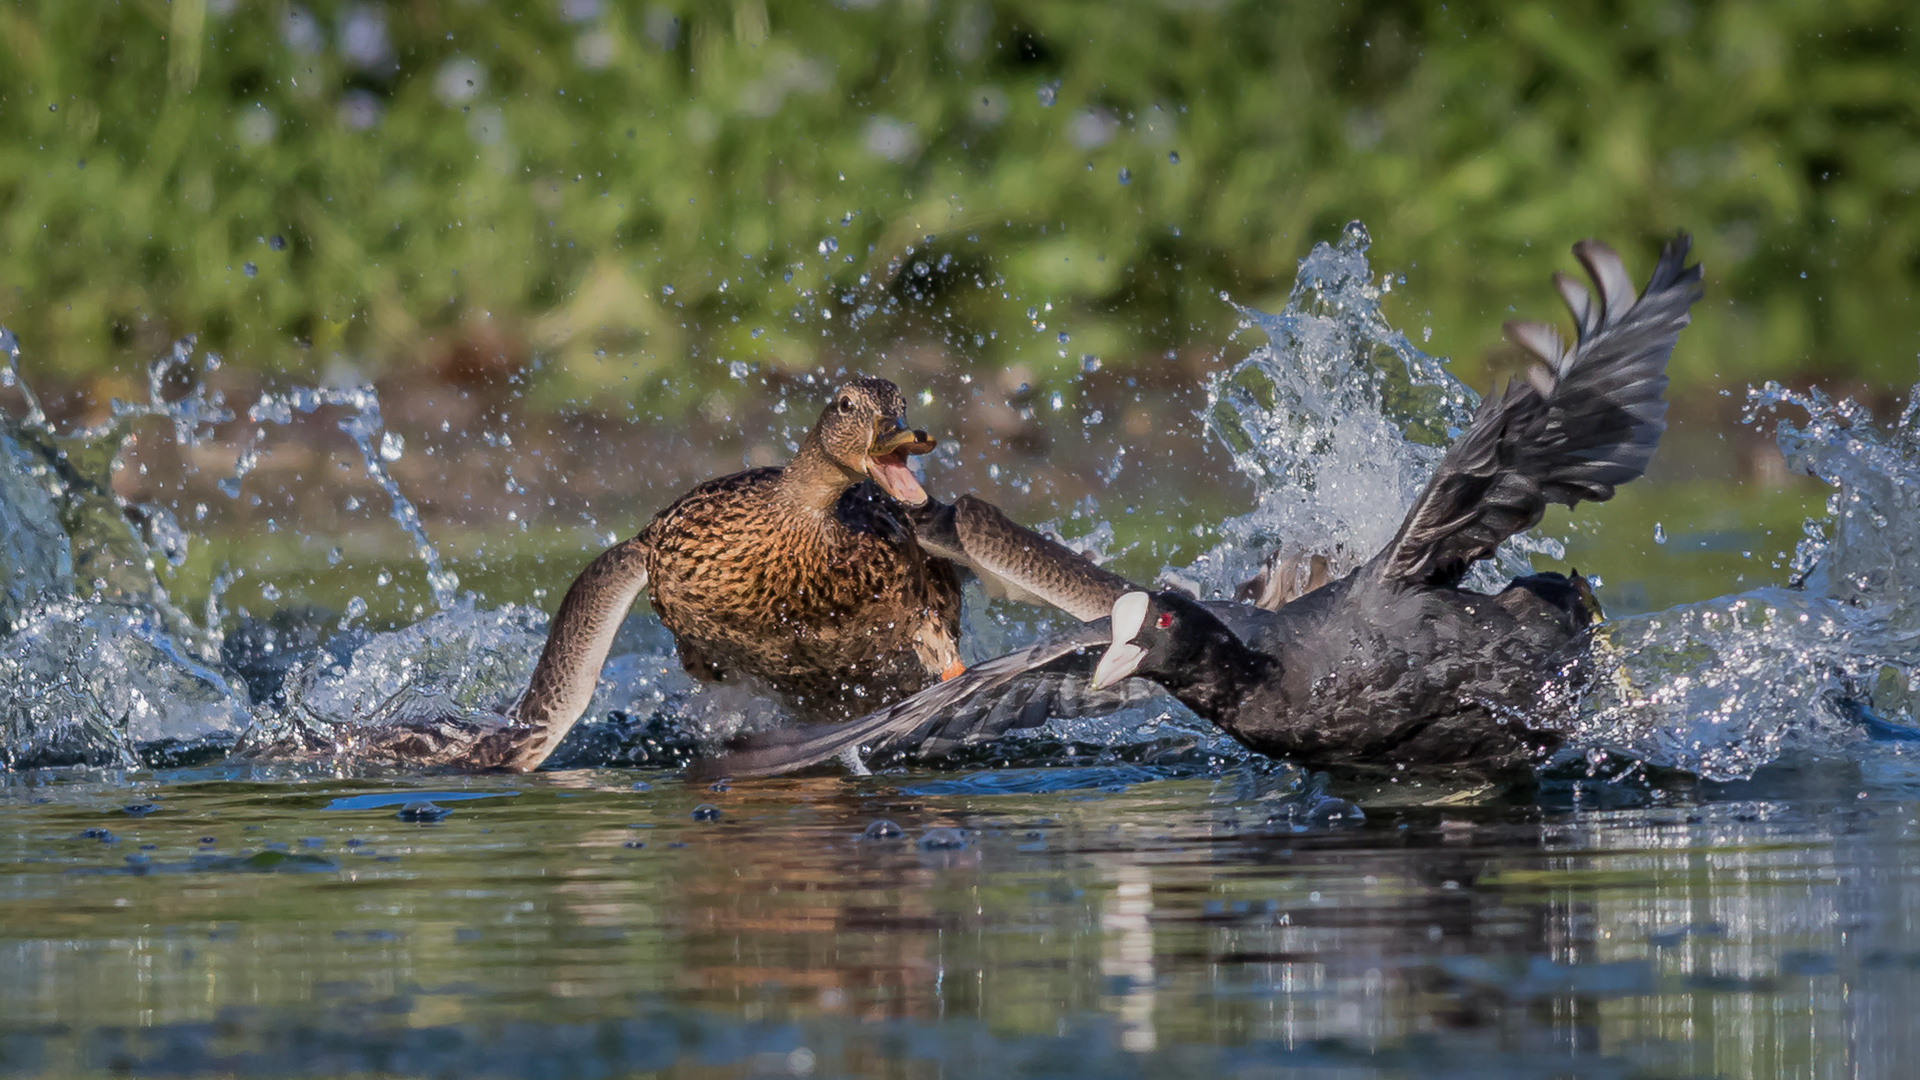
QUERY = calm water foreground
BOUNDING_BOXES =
[7,757,1920,1080]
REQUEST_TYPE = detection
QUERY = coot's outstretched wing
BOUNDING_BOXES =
[705,619,1126,778]
[1375,235,1703,587]
[908,495,1137,622]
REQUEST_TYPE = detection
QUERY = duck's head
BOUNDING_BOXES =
[1089,590,1233,690]
[812,376,938,504]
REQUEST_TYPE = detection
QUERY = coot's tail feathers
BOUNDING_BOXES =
[700,620,1127,778]
[1375,234,1703,588]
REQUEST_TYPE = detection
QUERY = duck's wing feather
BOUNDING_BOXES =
[703,599,1268,779]
[487,535,652,771]
[908,495,1137,621]
[705,618,1126,778]
[1373,234,1704,588]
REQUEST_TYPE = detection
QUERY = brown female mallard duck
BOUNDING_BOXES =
[241,377,1140,772]
[501,377,959,742]
[638,376,964,714]
[475,376,1136,769]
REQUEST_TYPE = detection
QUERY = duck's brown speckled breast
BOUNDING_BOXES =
[638,467,962,720]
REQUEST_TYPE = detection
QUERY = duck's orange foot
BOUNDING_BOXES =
[940,659,967,681]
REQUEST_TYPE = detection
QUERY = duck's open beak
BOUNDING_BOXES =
[866,418,937,505]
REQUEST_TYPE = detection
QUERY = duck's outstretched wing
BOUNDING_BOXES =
[908,495,1137,621]
[480,534,652,772]
[1374,235,1704,588]
[703,618,1129,778]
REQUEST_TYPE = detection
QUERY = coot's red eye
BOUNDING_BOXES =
[1156,611,1175,629]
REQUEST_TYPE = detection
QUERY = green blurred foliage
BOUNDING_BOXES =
[1,0,1916,404]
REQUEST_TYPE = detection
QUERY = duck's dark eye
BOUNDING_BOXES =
[1156,611,1175,629]
[837,396,855,413]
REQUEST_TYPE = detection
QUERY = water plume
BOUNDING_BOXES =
[1554,378,1920,779]
[1190,222,1560,601]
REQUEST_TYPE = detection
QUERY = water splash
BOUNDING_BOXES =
[0,333,72,632]
[1189,221,1558,599]
[0,333,253,767]
[0,327,49,429]
[233,592,804,767]
[226,383,459,610]
[0,596,249,770]
[135,334,235,448]
[1556,378,1920,779]
[1766,378,1920,617]
[0,330,748,769]
[2,346,211,641]
[239,599,548,760]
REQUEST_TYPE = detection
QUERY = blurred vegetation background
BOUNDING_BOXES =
[3,0,1917,412]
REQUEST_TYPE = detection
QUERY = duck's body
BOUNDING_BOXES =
[712,235,1704,780]
[640,468,962,717]
[510,376,967,759]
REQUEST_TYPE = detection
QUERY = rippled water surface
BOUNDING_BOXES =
[9,764,1920,1079]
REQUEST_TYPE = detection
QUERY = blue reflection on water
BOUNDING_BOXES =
[900,766,1177,796]
[325,790,519,810]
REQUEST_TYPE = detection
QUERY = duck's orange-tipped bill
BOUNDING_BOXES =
[872,422,937,458]
[940,659,967,681]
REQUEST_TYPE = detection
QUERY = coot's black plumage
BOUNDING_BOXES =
[712,234,1704,780]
